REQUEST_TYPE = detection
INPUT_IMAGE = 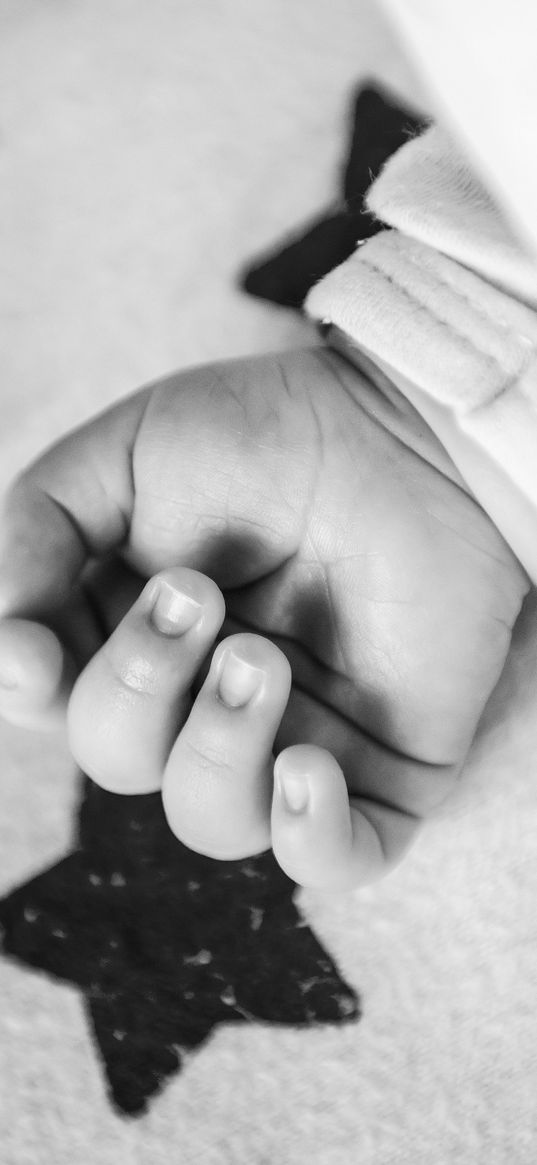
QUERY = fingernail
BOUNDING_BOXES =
[217,649,264,708]
[150,579,202,636]
[277,769,310,814]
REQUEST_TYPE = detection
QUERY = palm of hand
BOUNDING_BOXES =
[98,348,527,821]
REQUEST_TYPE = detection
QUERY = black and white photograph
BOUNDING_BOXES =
[1,2,536,1161]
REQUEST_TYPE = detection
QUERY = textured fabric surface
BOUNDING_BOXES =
[379,0,537,255]
[305,127,537,583]
[365,126,537,306]
[240,84,424,307]
[2,2,537,1163]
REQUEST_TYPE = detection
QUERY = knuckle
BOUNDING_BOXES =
[181,735,234,779]
[100,641,160,698]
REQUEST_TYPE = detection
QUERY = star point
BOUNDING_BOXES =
[1,777,360,1116]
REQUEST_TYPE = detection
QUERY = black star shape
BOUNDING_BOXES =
[240,81,427,309]
[0,777,360,1117]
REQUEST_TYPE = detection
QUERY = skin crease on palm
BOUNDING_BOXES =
[0,346,530,890]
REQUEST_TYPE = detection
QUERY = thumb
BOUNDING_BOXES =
[0,388,149,619]
[0,388,149,728]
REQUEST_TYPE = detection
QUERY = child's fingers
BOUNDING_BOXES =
[272,745,420,890]
[0,618,75,730]
[67,568,226,793]
[162,633,292,860]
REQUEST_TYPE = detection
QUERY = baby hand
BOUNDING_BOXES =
[0,348,529,888]
[67,565,384,889]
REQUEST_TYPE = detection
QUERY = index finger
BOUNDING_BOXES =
[0,387,150,620]
[0,389,149,728]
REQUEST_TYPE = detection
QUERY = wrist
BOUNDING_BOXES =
[307,230,537,586]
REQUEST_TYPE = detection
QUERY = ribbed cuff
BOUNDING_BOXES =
[306,230,537,582]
